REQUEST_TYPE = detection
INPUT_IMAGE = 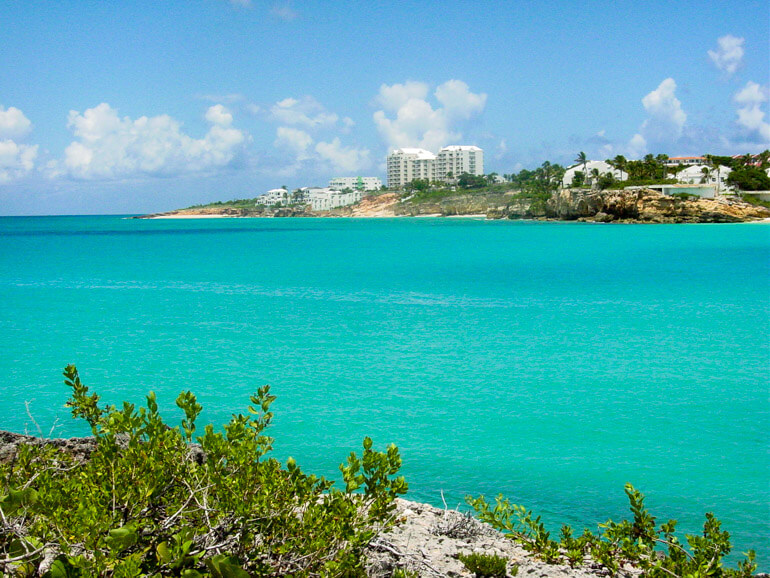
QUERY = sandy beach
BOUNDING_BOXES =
[147,213,234,219]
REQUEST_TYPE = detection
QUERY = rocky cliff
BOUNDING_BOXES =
[393,188,770,223]
[544,189,770,223]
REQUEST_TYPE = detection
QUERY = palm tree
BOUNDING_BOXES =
[757,150,770,169]
[575,151,588,179]
[700,166,711,184]
[590,168,601,188]
[609,154,628,181]
[643,154,657,180]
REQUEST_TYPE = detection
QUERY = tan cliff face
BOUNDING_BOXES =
[547,189,770,223]
[344,193,399,217]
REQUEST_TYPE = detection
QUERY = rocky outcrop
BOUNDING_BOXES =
[394,188,769,223]
[366,499,610,578]
[0,430,97,463]
[546,189,770,223]
[396,193,520,218]
[343,193,400,217]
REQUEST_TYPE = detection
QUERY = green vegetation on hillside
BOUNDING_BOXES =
[187,198,266,210]
[726,166,770,191]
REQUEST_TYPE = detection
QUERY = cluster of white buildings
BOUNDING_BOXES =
[562,158,737,197]
[387,145,484,188]
[328,176,382,191]
[258,187,364,211]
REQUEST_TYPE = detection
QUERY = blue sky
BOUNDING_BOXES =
[1,0,768,215]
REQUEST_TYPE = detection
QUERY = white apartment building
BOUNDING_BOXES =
[328,176,382,191]
[305,187,363,211]
[387,148,436,188]
[387,146,484,187]
[435,145,484,182]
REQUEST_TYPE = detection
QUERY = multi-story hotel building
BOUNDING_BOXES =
[434,145,484,182]
[387,145,484,187]
[386,148,437,188]
[328,176,383,191]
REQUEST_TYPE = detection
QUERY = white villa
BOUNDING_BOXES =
[259,188,292,206]
[328,176,382,191]
[664,156,705,167]
[562,160,628,188]
[676,164,733,192]
[387,145,484,187]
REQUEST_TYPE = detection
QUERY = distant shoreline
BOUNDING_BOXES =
[136,188,770,224]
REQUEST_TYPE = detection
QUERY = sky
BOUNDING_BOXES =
[1,0,769,215]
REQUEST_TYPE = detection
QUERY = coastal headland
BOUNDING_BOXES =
[137,188,770,224]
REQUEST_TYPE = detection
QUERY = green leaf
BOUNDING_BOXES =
[0,487,39,515]
[105,525,138,552]
[205,554,251,578]
[156,542,172,565]
[43,557,80,578]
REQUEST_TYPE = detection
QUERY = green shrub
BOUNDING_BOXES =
[391,568,418,578]
[457,552,511,577]
[0,365,408,577]
[467,484,757,578]
[741,194,770,209]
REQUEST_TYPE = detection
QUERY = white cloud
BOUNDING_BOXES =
[270,96,339,129]
[627,133,647,158]
[374,81,430,111]
[0,106,33,140]
[708,35,744,77]
[315,138,371,173]
[270,3,298,21]
[641,78,686,141]
[495,138,507,159]
[265,95,368,177]
[435,79,487,120]
[625,78,686,156]
[274,126,313,159]
[733,81,770,143]
[0,140,38,183]
[53,103,247,180]
[204,104,234,126]
[373,79,487,151]
[0,105,38,183]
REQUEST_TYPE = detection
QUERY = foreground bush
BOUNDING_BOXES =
[0,365,407,577]
[457,552,512,577]
[468,485,757,578]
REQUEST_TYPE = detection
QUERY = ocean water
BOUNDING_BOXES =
[0,215,768,566]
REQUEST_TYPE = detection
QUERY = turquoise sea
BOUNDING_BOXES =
[0,216,768,566]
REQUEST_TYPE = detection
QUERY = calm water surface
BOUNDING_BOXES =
[1,216,768,566]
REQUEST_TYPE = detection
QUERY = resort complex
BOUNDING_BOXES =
[251,149,770,211]
[387,145,484,187]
